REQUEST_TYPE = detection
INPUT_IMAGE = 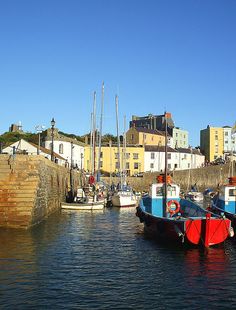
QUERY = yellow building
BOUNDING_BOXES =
[200,126,224,162]
[126,127,166,146]
[84,144,144,176]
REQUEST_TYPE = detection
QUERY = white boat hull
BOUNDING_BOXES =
[186,191,203,203]
[61,201,104,210]
[111,191,137,207]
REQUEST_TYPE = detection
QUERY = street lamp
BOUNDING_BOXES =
[35,125,45,155]
[80,152,84,170]
[71,141,74,169]
[51,118,56,161]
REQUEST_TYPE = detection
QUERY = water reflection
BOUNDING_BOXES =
[1,208,236,309]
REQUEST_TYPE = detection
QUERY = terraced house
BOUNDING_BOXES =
[83,144,144,177]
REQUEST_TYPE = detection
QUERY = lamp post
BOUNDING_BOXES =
[35,125,45,155]
[51,118,55,161]
[71,141,74,169]
[80,152,84,170]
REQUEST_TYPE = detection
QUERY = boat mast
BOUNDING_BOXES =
[109,140,112,186]
[115,95,122,186]
[90,112,93,174]
[123,115,127,185]
[97,82,104,182]
[92,91,96,176]
[164,112,167,217]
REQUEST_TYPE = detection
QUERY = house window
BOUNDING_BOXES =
[131,134,134,141]
[115,153,119,159]
[100,152,103,158]
[174,164,178,169]
[126,162,130,169]
[151,152,155,159]
[167,153,171,159]
[225,132,228,136]
[133,153,139,159]
[100,161,103,168]
[115,162,120,169]
[59,143,63,154]
[167,164,171,169]
[150,163,154,169]
[134,162,139,169]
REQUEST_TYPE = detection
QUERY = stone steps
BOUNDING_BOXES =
[0,154,70,229]
[0,157,38,228]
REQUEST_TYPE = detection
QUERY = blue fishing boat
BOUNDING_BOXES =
[136,174,233,247]
[136,112,233,247]
[210,176,236,228]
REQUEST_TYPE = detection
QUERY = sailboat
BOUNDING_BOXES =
[111,96,137,207]
[136,113,233,247]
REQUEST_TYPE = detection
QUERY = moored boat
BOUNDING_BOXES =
[136,174,234,247]
[112,185,137,207]
[61,200,104,210]
[209,176,236,228]
[185,191,204,203]
[62,186,105,210]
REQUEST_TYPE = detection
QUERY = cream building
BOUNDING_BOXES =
[126,127,172,146]
[84,144,144,177]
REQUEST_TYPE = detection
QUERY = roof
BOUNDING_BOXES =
[5,139,66,160]
[176,147,203,155]
[28,141,66,160]
[144,145,177,152]
[132,127,170,136]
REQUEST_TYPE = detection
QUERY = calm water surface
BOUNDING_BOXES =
[1,207,236,309]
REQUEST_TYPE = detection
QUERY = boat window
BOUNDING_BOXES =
[156,187,163,196]
[167,186,177,197]
[229,189,236,197]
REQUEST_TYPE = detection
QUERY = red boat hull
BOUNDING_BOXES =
[136,207,232,247]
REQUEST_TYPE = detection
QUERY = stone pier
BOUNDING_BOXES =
[0,155,80,229]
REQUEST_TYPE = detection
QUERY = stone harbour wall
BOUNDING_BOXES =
[0,155,80,229]
[102,162,236,192]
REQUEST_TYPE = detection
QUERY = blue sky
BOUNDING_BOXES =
[0,0,235,147]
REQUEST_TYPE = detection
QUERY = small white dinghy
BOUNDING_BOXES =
[61,188,105,210]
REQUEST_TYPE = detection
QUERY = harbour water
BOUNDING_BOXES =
[1,207,236,309]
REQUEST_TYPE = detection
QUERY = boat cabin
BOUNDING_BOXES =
[142,182,181,217]
[217,184,236,213]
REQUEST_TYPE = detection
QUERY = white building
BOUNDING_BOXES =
[44,128,85,169]
[2,139,66,166]
[144,146,205,172]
